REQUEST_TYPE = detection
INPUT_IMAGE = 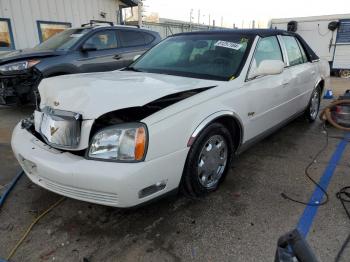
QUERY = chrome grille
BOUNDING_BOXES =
[39,107,82,149]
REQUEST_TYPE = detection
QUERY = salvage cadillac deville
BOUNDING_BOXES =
[11,29,330,207]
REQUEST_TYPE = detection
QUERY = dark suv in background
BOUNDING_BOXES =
[0,21,161,105]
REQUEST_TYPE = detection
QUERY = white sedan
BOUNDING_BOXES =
[12,29,330,207]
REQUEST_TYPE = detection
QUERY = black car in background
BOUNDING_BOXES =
[0,22,161,105]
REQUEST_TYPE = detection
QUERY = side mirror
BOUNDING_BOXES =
[81,43,97,52]
[250,60,284,78]
[133,54,141,61]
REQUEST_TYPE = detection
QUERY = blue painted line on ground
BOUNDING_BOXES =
[297,133,350,238]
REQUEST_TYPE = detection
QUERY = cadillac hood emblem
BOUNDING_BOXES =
[53,101,60,106]
[50,126,59,136]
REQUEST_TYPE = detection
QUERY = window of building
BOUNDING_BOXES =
[0,18,15,50]
[37,21,71,42]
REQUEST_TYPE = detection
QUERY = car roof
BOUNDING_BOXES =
[172,29,295,37]
[171,28,319,62]
[77,25,158,34]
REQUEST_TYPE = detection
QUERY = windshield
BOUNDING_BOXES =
[33,28,91,51]
[130,34,251,80]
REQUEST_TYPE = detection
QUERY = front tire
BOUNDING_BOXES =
[305,86,321,122]
[181,122,234,197]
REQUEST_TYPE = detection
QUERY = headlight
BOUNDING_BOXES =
[88,123,148,162]
[0,59,40,72]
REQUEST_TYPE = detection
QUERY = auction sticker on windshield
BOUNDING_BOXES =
[215,40,242,50]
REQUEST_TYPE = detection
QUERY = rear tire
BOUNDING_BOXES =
[181,122,234,197]
[305,86,321,122]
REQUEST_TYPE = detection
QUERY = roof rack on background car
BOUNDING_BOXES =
[81,20,140,29]
[81,20,114,27]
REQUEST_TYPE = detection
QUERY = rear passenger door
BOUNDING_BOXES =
[116,29,153,67]
[280,35,317,111]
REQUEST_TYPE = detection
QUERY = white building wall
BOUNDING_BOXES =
[0,0,121,49]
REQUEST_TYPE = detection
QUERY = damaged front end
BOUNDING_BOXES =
[23,86,215,159]
[0,67,42,105]
[90,86,215,138]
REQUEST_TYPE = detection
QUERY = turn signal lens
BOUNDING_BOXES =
[135,127,146,160]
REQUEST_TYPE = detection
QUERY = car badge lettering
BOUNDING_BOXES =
[50,126,59,136]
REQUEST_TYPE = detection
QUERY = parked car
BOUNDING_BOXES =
[0,23,161,105]
[12,29,330,208]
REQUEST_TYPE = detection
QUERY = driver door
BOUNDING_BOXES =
[243,36,293,140]
[76,30,124,73]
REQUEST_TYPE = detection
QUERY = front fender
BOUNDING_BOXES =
[144,105,244,162]
[187,110,244,147]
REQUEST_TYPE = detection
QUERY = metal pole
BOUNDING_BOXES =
[189,9,193,31]
[137,1,143,27]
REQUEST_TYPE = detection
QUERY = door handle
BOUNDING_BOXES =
[113,54,122,60]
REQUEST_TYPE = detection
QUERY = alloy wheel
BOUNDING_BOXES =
[197,135,228,188]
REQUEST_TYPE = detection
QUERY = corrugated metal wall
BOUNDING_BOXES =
[0,0,120,49]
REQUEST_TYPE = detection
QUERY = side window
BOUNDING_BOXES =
[248,36,283,78]
[84,30,118,50]
[0,18,15,50]
[143,33,155,45]
[282,36,304,66]
[119,30,146,47]
[296,39,308,63]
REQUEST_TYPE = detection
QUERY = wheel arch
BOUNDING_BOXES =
[315,78,325,94]
[187,111,243,151]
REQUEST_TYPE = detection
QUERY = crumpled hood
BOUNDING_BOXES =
[39,70,218,119]
[0,49,60,64]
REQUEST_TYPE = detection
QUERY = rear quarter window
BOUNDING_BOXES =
[282,35,304,66]
[143,32,155,45]
[296,39,308,63]
[119,30,146,47]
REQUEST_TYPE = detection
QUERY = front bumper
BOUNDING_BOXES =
[11,123,189,207]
